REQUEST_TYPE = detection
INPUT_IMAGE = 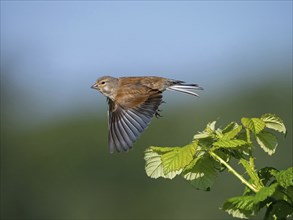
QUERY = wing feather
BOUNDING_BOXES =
[107,92,162,153]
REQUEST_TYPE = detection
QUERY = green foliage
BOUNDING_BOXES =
[144,113,292,219]
[161,144,197,174]
[261,114,287,134]
[182,154,217,190]
[241,117,266,134]
[256,131,278,155]
[275,167,293,189]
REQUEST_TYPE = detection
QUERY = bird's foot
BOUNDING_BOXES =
[155,109,163,118]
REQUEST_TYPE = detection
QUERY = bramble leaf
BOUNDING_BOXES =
[256,131,278,155]
[223,184,278,218]
[275,167,293,188]
[193,132,210,139]
[222,122,238,133]
[213,139,247,148]
[144,113,290,219]
[144,147,182,179]
[239,158,262,190]
[222,195,259,218]
[222,124,242,140]
[161,143,197,174]
[194,136,214,150]
[258,167,279,185]
[241,117,265,134]
[261,113,286,134]
[149,146,175,153]
[265,200,293,220]
[183,155,217,190]
[285,186,293,203]
[193,121,217,140]
[254,183,278,202]
[207,121,217,132]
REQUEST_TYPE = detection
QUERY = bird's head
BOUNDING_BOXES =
[91,76,118,99]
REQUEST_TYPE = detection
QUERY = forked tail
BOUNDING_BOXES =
[167,80,203,96]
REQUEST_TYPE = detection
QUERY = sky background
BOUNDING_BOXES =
[1,1,292,126]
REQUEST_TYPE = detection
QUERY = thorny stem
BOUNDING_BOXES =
[209,151,259,193]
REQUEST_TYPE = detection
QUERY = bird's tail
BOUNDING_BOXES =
[167,80,203,96]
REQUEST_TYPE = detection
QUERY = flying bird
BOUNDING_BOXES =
[91,76,203,153]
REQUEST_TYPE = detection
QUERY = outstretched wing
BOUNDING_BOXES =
[107,92,162,153]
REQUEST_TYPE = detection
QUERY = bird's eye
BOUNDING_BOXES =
[100,81,106,85]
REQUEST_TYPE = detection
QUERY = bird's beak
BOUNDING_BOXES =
[91,83,97,90]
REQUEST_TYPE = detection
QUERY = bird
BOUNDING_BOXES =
[91,76,203,153]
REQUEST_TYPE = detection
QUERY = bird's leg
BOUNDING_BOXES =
[155,100,165,118]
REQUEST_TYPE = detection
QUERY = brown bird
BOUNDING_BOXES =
[91,76,203,153]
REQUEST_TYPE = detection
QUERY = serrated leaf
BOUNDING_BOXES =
[222,195,259,218]
[275,167,293,188]
[258,167,279,185]
[286,186,293,203]
[144,148,182,179]
[193,132,210,140]
[222,125,243,140]
[223,184,278,219]
[207,121,216,131]
[215,128,223,138]
[200,121,217,137]
[222,122,239,133]
[241,117,266,134]
[198,137,214,148]
[254,183,278,202]
[256,131,278,155]
[150,146,175,153]
[265,200,293,220]
[183,155,217,190]
[161,144,197,174]
[261,113,286,134]
[213,139,247,148]
[239,158,262,190]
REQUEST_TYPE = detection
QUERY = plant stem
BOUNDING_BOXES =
[209,151,258,193]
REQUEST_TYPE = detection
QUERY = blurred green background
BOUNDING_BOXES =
[1,1,292,219]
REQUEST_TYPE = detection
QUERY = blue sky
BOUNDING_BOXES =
[1,1,292,121]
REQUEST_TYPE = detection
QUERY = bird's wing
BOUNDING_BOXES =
[107,91,162,153]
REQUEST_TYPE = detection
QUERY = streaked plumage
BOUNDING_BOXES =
[91,76,203,153]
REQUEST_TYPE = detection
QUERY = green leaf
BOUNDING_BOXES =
[207,121,217,132]
[261,113,286,134]
[193,121,218,140]
[239,158,262,190]
[222,122,238,133]
[258,167,279,185]
[256,131,278,155]
[285,186,293,203]
[193,132,210,139]
[222,195,259,218]
[144,147,182,179]
[254,183,278,202]
[265,200,293,220]
[241,117,266,134]
[222,124,243,140]
[183,155,217,190]
[275,167,293,188]
[149,146,175,153]
[223,184,278,219]
[197,137,214,149]
[194,121,217,138]
[161,143,197,174]
[213,139,247,148]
